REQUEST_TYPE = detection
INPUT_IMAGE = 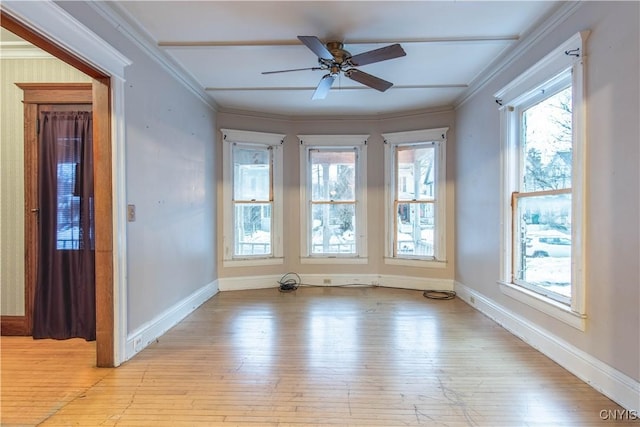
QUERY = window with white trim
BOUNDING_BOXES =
[496,32,588,325]
[221,129,284,266]
[298,135,368,262]
[382,128,448,266]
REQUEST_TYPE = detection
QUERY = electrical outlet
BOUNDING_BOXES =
[133,336,142,352]
[127,204,136,222]
[470,296,476,304]
[323,278,331,284]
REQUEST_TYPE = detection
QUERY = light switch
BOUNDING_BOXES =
[127,204,136,222]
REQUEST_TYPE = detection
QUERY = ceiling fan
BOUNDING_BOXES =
[262,36,407,100]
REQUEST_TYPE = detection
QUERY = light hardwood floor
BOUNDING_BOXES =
[1,287,632,426]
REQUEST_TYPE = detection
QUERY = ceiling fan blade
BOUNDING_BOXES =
[312,74,336,100]
[347,43,406,67]
[298,35,333,60]
[345,69,393,92]
[262,67,323,75]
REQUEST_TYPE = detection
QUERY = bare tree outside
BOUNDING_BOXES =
[517,85,573,300]
[524,87,572,192]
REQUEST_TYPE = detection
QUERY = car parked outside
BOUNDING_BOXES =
[525,234,571,258]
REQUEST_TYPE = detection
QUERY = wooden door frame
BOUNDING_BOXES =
[1,13,115,367]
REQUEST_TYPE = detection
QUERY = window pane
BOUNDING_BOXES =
[396,202,434,256]
[233,146,270,200]
[234,203,271,256]
[310,150,355,201]
[56,162,80,249]
[522,86,572,192]
[397,145,435,201]
[311,203,355,254]
[515,193,571,299]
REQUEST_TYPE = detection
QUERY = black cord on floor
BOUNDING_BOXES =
[423,290,457,300]
[277,272,456,301]
[278,272,301,293]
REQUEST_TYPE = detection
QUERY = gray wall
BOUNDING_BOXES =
[58,2,218,333]
[455,1,639,381]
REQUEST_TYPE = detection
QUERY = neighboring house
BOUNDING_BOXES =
[547,150,572,189]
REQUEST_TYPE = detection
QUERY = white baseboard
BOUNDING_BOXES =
[378,274,453,291]
[219,273,453,292]
[455,281,640,412]
[125,280,218,360]
[218,274,283,291]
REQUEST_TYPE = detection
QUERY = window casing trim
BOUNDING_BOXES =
[221,129,285,264]
[222,129,285,146]
[298,134,368,260]
[498,281,586,331]
[495,31,588,321]
[382,128,448,264]
[495,31,589,105]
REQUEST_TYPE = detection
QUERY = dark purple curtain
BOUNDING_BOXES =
[33,111,95,341]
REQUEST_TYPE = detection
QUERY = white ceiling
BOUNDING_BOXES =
[110,1,561,116]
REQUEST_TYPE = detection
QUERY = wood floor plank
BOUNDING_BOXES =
[1,287,634,426]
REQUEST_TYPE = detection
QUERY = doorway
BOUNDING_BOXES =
[1,11,116,366]
[18,85,95,340]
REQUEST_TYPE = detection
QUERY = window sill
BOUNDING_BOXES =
[498,281,586,331]
[300,256,368,265]
[223,257,284,268]
[384,257,447,269]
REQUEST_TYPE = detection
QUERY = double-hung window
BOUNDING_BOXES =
[299,135,368,262]
[495,32,588,328]
[382,128,448,266]
[221,129,284,266]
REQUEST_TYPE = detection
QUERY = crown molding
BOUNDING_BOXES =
[454,1,583,109]
[86,1,217,112]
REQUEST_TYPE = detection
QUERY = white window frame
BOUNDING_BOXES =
[298,134,368,264]
[382,128,448,268]
[221,129,284,267]
[495,32,589,330]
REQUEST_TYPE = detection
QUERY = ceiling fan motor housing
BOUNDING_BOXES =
[325,41,351,65]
